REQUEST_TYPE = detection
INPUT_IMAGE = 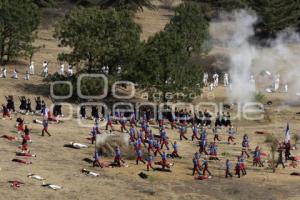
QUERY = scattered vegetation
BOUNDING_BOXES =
[264,133,278,173]
[255,92,265,103]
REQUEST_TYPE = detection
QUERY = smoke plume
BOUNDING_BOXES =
[209,10,300,103]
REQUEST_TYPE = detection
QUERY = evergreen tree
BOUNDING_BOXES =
[0,0,40,64]
[193,0,249,15]
[164,2,210,54]
[125,2,208,101]
[251,0,300,36]
[55,7,142,73]
[33,0,57,7]
[194,0,300,36]
[72,0,155,11]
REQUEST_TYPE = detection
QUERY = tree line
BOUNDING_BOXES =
[52,2,208,101]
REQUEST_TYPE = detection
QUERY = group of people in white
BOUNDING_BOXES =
[101,65,122,75]
[0,61,125,81]
[203,72,288,93]
[264,73,288,93]
[0,61,74,80]
[58,63,74,77]
[203,72,230,91]
[0,62,290,94]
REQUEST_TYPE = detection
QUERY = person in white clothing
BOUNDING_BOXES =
[224,73,229,87]
[67,65,73,77]
[284,83,288,93]
[213,72,219,87]
[43,66,48,78]
[12,69,18,79]
[42,61,48,68]
[105,65,109,75]
[42,61,48,77]
[203,72,208,87]
[209,82,214,91]
[29,61,34,75]
[250,75,256,92]
[59,63,64,75]
[0,67,6,78]
[274,74,280,91]
[229,82,233,91]
[24,71,30,80]
[117,65,122,74]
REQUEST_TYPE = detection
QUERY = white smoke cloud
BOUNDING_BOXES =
[209,9,300,103]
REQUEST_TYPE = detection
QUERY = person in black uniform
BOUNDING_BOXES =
[26,98,32,113]
[19,96,27,111]
[80,105,86,119]
[221,112,226,126]
[35,97,42,113]
[225,112,231,127]
[204,110,211,127]
[91,105,99,119]
[215,112,221,127]
[5,95,15,112]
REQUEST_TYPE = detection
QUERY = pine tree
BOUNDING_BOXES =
[73,0,155,11]
[125,2,208,102]
[0,0,40,64]
[33,0,56,7]
[55,7,142,73]
[251,0,300,36]
[192,0,300,36]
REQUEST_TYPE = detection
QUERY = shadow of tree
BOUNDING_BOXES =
[16,82,50,97]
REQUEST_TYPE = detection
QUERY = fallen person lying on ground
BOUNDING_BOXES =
[12,158,32,164]
[16,152,36,157]
[1,134,17,141]
[194,175,212,180]
[81,168,99,177]
[64,142,88,149]
[9,180,24,189]
[27,173,45,180]
[42,181,62,190]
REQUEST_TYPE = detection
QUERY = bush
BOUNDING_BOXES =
[255,92,265,102]
[264,133,278,173]
[79,76,106,97]
[52,83,71,97]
